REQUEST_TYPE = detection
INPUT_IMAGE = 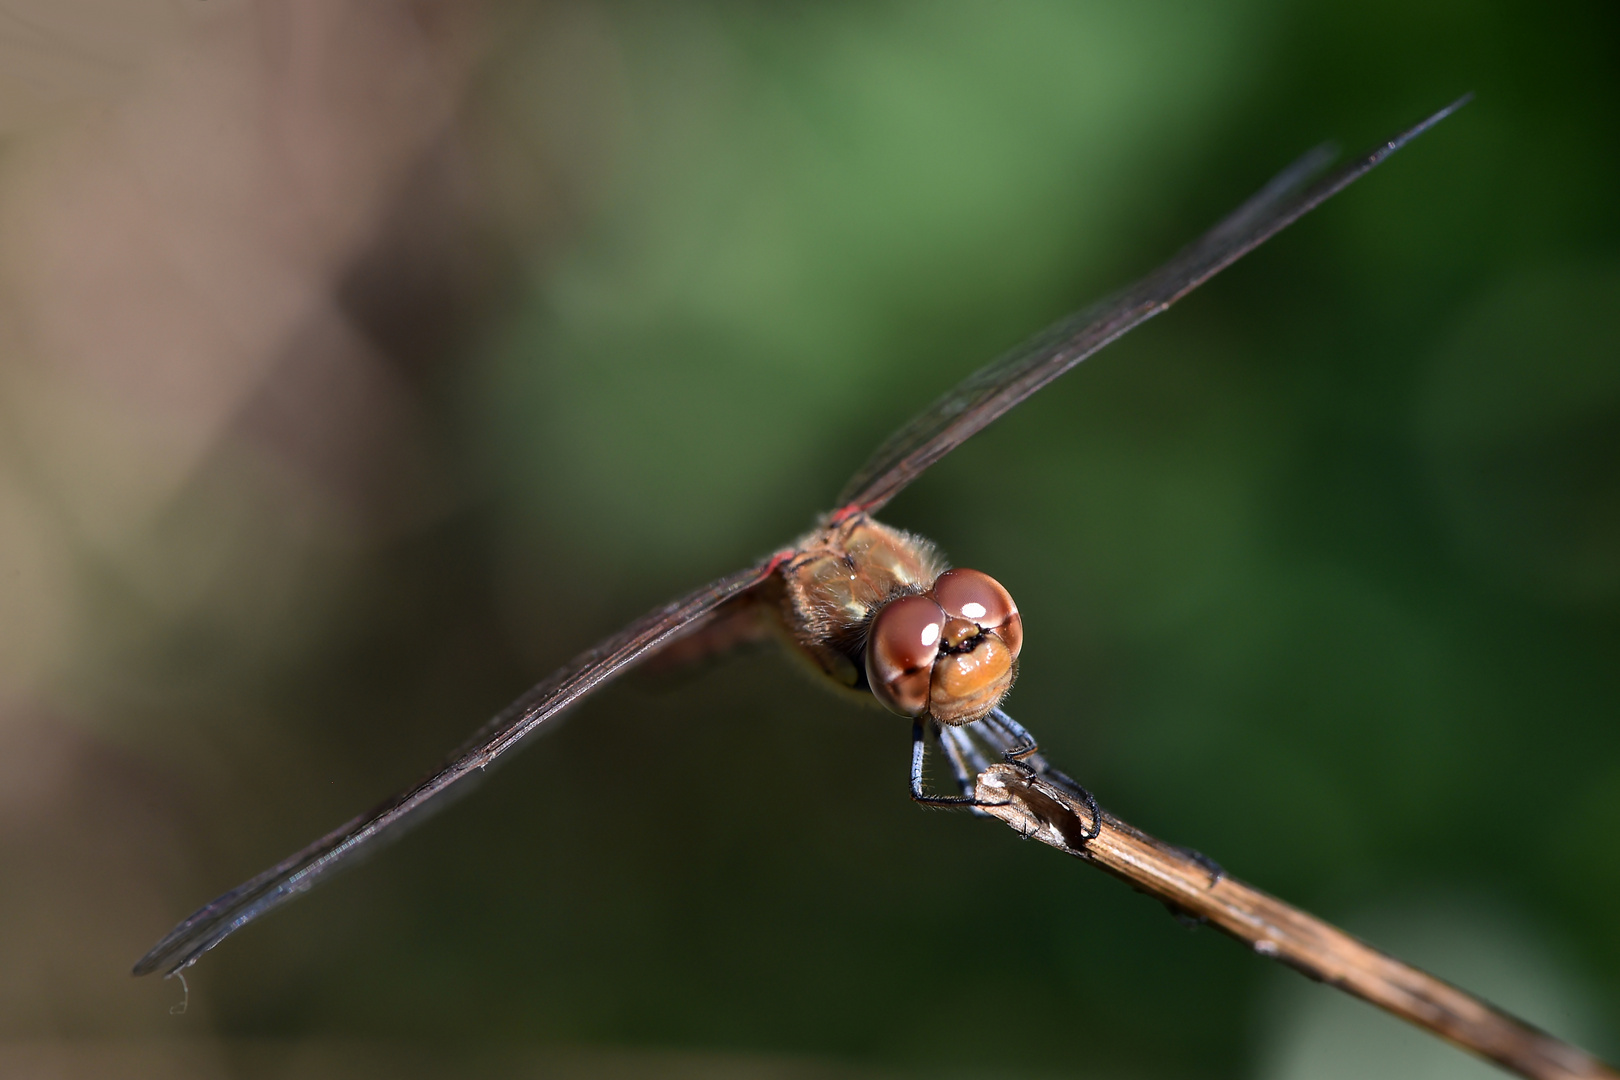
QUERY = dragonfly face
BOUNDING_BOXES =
[770,514,1023,724]
[865,567,1022,724]
[133,98,1469,981]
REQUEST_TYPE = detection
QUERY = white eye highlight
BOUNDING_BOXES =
[960,602,987,620]
[920,622,940,647]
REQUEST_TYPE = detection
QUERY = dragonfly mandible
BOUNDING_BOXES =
[134,97,1469,981]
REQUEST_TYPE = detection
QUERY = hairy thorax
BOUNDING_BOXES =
[774,514,947,695]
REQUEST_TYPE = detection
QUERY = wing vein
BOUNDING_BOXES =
[835,96,1470,513]
[132,557,777,978]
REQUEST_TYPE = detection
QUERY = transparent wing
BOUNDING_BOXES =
[133,556,782,978]
[836,96,1470,514]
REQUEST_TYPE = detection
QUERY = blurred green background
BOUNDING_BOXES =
[0,1,1616,1077]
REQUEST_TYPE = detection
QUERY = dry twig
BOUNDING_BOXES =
[973,763,1617,1080]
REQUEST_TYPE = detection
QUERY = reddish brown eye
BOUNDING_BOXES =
[864,594,946,717]
[930,568,1020,657]
[991,613,1022,658]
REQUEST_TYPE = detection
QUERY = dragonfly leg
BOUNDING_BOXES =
[984,709,1103,841]
[984,708,1039,762]
[909,716,1101,838]
[909,720,984,808]
[1054,773,1103,842]
[949,721,994,774]
[938,724,992,816]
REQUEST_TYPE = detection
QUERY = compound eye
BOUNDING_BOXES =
[864,594,946,717]
[931,569,1018,641]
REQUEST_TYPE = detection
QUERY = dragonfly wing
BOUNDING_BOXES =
[133,556,782,978]
[835,96,1470,514]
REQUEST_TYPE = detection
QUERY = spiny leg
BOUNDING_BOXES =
[909,720,980,808]
[909,714,1100,834]
[937,724,992,816]
[983,707,1038,761]
[936,723,975,796]
[985,708,1103,841]
[945,723,992,775]
[985,708,1064,779]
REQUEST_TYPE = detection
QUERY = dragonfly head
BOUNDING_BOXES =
[864,568,1022,725]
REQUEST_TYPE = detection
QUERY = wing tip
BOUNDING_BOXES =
[132,936,196,978]
[132,907,228,978]
[131,949,176,979]
[133,936,215,979]
[1391,93,1474,151]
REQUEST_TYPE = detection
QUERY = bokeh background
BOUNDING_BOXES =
[1,2,1616,1078]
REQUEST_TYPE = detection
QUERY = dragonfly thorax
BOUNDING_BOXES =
[776,515,1021,725]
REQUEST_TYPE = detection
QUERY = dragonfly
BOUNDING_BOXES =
[135,97,1468,980]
